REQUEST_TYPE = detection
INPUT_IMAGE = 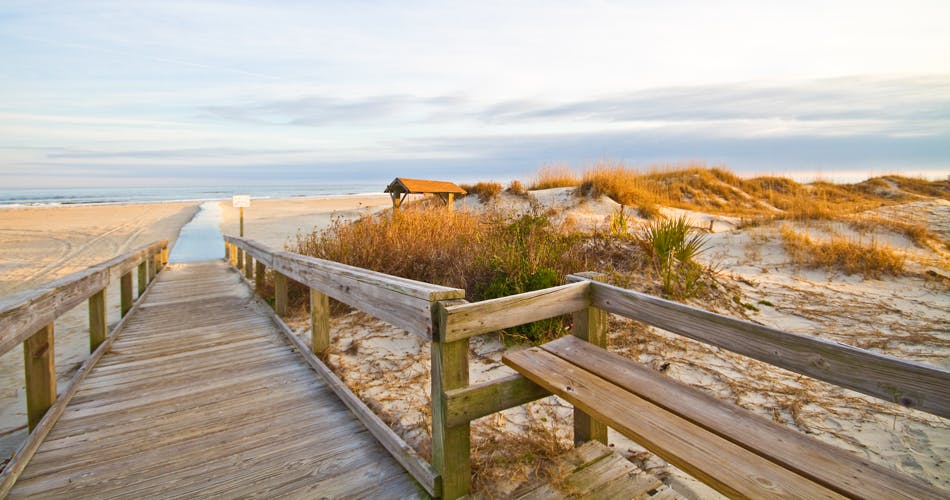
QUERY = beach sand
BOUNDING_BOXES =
[0,202,200,297]
[1,192,947,495]
[219,194,392,249]
[0,201,201,458]
[0,195,388,460]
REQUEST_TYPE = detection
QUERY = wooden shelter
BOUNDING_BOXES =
[384,178,466,210]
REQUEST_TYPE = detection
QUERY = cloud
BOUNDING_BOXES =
[478,75,950,129]
[200,94,469,126]
[197,75,950,140]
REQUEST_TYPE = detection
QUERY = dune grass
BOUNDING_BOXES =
[566,160,947,221]
[780,226,905,278]
[459,181,504,203]
[530,164,580,190]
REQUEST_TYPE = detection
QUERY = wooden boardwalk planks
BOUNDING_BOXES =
[8,260,423,499]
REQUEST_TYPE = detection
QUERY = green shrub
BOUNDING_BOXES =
[639,216,710,298]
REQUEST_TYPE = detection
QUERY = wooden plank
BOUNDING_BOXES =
[517,441,663,499]
[310,288,329,355]
[8,261,424,498]
[432,299,471,500]
[228,238,274,267]
[236,247,244,271]
[88,289,107,352]
[543,336,945,500]
[503,348,844,499]
[120,272,133,316]
[252,290,440,497]
[23,324,55,432]
[569,276,950,418]
[274,272,288,316]
[438,281,589,342]
[271,251,459,338]
[443,373,550,427]
[0,276,158,496]
[572,304,607,445]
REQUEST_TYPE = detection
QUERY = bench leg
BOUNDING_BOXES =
[572,306,608,445]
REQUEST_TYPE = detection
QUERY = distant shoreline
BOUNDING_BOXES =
[0,191,391,210]
[0,183,387,209]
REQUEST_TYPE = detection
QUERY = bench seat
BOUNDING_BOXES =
[503,336,943,499]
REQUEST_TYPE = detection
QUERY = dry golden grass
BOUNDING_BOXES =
[530,164,580,190]
[471,404,573,496]
[507,179,527,196]
[538,161,946,221]
[848,215,936,249]
[580,160,662,218]
[460,181,504,203]
[780,226,905,278]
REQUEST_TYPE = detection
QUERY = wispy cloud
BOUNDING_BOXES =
[200,94,469,126]
[197,76,950,139]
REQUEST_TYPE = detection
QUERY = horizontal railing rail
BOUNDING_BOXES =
[566,274,950,418]
[224,235,464,338]
[0,240,167,356]
[223,235,467,497]
[0,240,169,495]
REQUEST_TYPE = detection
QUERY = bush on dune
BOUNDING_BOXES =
[289,206,590,343]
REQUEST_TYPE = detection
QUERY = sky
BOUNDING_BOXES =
[1,0,949,188]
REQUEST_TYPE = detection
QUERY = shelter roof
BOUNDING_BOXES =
[385,178,466,195]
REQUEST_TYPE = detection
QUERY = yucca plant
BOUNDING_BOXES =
[641,216,709,297]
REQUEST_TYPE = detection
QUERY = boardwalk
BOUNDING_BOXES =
[8,261,423,498]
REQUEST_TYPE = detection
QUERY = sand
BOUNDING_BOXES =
[0,201,200,457]
[0,195,389,461]
[1,191,947,496]
[283,190,949,496]
[0,202,200,297]
[219,194,392,249]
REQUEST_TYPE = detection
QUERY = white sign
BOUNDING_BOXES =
[232,195,251,208]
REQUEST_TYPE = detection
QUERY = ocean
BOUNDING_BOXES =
[0,183,384,208]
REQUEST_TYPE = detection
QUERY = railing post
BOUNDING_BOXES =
[255,261,266,294]
[161,245,168,267]
[432,304,471,499]
[88,289,107,352]
[244,255,254,280]
[311,288,330,355]
[231,244,238,265]
[137,260,147,296]
[154,252,162,275]
[224,242,230,261]
[237,248,244,271]
[23,324,55,432]
[120,272,133,316]
[147,253,156,282]
[274,272,288,316]
[571,298,608,446]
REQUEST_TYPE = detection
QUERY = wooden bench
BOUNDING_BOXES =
[504,336,944,499]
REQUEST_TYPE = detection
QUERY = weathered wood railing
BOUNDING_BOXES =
[223,235,465,498]
[224,236,950,499]
[0,240,168,490]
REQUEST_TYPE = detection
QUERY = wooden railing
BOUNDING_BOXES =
[223,236,465,497]
[223,236,950,499]
[0,240,168,489]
